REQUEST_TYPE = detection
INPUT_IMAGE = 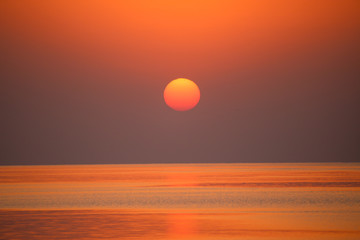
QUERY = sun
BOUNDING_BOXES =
[164,78,200,111]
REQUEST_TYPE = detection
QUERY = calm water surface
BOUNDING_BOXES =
[0,163,359,239]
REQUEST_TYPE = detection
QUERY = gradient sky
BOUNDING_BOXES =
[2,0,360,165]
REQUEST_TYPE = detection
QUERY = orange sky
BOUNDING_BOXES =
[1,0,360,164]
[2,0,359,77]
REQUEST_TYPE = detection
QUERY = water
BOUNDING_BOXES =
[0,163,359,239]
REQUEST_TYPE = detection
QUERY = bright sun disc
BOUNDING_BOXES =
[164,78,200,111]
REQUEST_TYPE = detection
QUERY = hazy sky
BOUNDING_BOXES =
[2,0,360,165]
